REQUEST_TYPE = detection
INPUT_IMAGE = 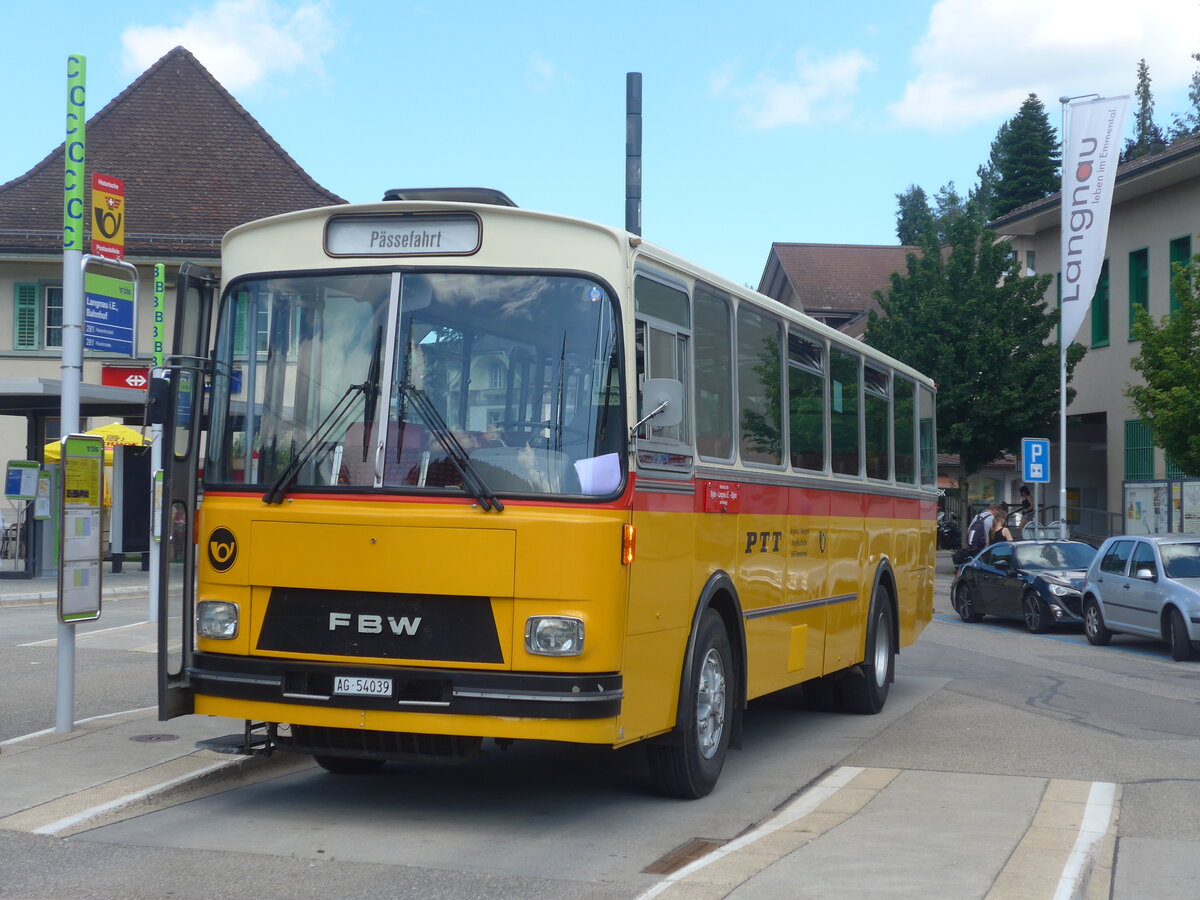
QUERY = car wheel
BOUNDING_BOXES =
[1022,590,1050,634]
[313,755,387,774]
[647,609,732,798]
[1167,607,1195,662]
[1083,597,1112,646]
[953,582,983,623]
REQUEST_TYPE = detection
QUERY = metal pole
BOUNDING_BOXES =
[1057,93,1097,542]
[57,53,86,733]
[625,73,642,236]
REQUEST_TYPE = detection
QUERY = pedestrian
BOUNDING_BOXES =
[990,508,1014,544]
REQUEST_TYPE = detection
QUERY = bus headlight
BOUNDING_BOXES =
[525,616,584,656]
[197,601,239,639]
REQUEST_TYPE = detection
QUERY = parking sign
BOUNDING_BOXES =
[1021,438,1051,483]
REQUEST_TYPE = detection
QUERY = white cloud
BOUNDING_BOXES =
[892,0,1200,130]
[525,51,563,92]
[713,49,874,129]
[121,0,336,92]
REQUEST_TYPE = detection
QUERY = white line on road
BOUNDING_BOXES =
[1,706,156,746]
[636,766,864,900]
[19,620,152,647]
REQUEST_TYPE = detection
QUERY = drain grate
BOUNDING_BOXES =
[643,837,726,875]
[129,733,179,743]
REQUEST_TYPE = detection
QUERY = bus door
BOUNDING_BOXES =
[156,262,216,719]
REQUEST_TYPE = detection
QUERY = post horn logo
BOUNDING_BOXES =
[208,527,238,572]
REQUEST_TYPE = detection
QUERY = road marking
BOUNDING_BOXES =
[1,706,156,747]
[636,766,865,900]
[1053,781,1117,900]
[19,620,152,647]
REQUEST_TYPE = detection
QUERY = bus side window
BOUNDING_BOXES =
[894,376,917,485]
[737,306,783,467]
[830,348,861,476]
[634,273,692,451]
[694,285,734,460]
[788,328,826,472]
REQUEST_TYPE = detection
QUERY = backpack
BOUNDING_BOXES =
[966,513,988,552]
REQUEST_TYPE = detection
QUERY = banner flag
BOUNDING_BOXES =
[1060,95,1129,346]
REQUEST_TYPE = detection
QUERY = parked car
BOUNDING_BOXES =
[951,540,1098,633]
[1081,535,1200,661]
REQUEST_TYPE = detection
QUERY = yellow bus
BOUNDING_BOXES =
[156,188,936,798]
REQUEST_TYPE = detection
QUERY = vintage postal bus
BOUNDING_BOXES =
[156,189,936,798]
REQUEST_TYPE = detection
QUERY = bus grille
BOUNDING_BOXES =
[256,587,504,663]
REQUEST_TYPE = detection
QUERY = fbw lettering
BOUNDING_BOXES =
[329,612,422,636]
[744,531,783,553]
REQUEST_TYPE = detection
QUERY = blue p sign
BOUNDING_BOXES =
[1021,438,1050,483]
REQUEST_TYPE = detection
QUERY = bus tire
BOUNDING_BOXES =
[842,587,894,715]
[313,755,387,775]
[646,609,732,799]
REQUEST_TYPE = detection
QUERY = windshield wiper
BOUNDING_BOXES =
[262,328,383,505]
[399,382,503,512]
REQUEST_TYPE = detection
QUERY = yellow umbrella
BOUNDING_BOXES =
[42,423,149,464]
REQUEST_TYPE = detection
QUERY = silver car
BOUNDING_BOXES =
[1082,535,1200,661]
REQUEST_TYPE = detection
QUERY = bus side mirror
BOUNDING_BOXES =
[146,373,171,426]
[637,378,683,429]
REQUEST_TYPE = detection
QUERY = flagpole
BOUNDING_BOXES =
[1058,93,1100,540]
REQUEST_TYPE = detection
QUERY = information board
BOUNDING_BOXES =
[5,460,39,500]
[58,434,103,623]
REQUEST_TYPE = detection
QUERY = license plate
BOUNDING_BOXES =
[333,676,393,697]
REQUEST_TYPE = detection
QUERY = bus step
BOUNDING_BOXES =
[196,721,276,756]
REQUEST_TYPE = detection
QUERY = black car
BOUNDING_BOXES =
[951,540,1098,633]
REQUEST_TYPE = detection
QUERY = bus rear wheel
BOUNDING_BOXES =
[842,588,894,715]
[647,609,732,799]
[313,755,387,775]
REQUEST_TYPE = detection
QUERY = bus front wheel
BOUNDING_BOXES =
[647,609,732,799]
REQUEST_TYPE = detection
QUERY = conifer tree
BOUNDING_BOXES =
[989,95,1060,218]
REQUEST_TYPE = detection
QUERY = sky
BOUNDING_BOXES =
[3,0,1200,287]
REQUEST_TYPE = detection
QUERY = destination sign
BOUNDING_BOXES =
[325,214,480,257]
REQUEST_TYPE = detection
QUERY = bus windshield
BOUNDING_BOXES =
[206,270,624,499]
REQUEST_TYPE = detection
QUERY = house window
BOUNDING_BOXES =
[1124,419,1154,480]
[1129,248,1149,338]
[13,282,63,350]
[1169,235,1192,313]
[1025,250,1036,276]
[1091,259,1110,347]
[489,363,505,390]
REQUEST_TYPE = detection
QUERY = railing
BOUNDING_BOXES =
[1015,504,1123,546]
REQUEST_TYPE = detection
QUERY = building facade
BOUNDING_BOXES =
[990,134,1200,534]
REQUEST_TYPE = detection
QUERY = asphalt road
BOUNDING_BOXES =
[2,572,1199,898]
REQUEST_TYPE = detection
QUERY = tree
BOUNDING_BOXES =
[1127,254,1200,475]
[895,185,934,245]
[989,94,1060,218]
[1123,58,1167,162]
[1169,52,1200,142]
[864,200,1086,476]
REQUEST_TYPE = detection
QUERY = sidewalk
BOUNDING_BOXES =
[0,563,157,607]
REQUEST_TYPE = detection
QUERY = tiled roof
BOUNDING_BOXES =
[0,46,345,257]
[758,242,917,313]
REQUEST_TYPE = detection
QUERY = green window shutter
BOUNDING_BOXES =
[1169,235,1192,313]
[1129,248,1149,337]
[13,283,40,350]
[1091,259,1110,347]
[1124,419,1154,480]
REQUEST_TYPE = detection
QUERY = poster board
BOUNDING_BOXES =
[58,434,103,623]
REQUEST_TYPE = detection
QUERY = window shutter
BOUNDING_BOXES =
[13,283,39,350]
